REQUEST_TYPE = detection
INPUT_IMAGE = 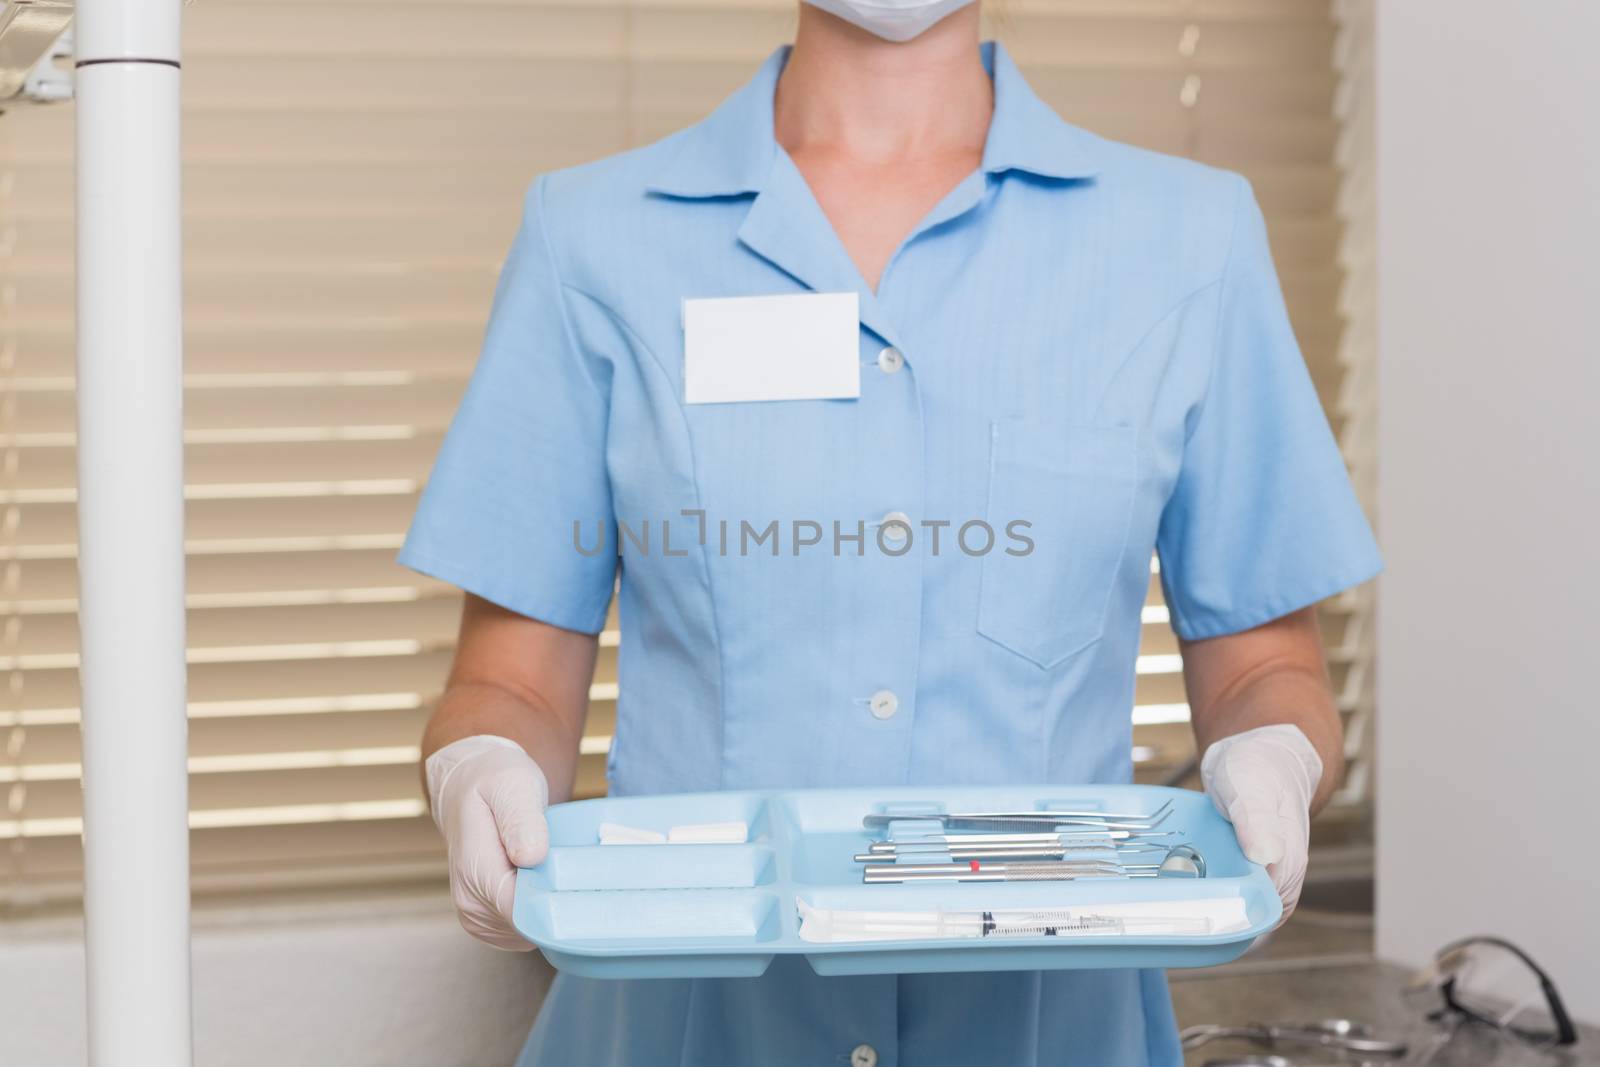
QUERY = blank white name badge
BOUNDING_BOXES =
[683,291,861,405]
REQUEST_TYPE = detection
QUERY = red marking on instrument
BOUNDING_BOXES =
[970,860,981,871]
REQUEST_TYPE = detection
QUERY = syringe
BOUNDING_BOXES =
[795,900,1215,942]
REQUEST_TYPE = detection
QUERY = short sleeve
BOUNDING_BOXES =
[1156,179,1381,641]
[397,177,616,634]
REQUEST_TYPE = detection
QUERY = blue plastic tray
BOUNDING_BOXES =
[513,785,1279,979]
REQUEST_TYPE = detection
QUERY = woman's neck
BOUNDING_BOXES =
[774,7,992,167]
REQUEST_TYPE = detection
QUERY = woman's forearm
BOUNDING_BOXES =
[1181,607,1345,814]
[420,594,600,806]
[422,680,586,804]
[1189,663,1344,814]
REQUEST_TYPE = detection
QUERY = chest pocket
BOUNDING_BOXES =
[978,420,1138,669]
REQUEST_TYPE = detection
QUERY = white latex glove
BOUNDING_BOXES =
[1200,723,1323,924]
[425,735,550,951]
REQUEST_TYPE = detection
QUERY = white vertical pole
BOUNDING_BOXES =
[73,0,192,1062]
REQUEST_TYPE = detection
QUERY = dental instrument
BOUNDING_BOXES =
[1181,1019,1407,1058]
[862,845,1206,883]
[868,829,1177,847]
[862,811,1171,834]
[860,799,1173,829]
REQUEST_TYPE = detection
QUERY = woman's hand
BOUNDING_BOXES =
[426,734,551,951]
[421,595,598,949]
[1200,723,1323,921]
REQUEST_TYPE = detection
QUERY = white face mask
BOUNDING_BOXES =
[803,0,976,43]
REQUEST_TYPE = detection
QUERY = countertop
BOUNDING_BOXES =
[1169,910,1599,1067]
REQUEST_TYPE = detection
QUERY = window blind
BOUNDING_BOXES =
[0,0,1367,906]
[1324,0,1376,811]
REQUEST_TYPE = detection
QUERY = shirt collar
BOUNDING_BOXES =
[646,40,1099,200]
[979,41,1101,181]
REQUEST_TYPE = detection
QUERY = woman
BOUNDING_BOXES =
[402,0,1381,1062]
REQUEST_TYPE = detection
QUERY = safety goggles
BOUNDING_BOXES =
[1405,936,1578,1051]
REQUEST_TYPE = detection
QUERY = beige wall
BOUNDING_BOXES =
[0,895,548,1066]
[1374,0,1600,1021]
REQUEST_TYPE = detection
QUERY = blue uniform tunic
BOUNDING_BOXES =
[400,41,1381,1067]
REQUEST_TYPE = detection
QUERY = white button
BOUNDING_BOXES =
[868,690,899,720]
[851,1044,878,1067]
[876,347,904,374]
[879,511,911,545]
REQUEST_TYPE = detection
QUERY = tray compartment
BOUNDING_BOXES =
[544,791,771,848]
[529,888,781,944]
[804,938,1256,976]
[530,844,776,892]
[792,876,1273,976]
[795,878,1268,929]
[779,785,1236,884]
